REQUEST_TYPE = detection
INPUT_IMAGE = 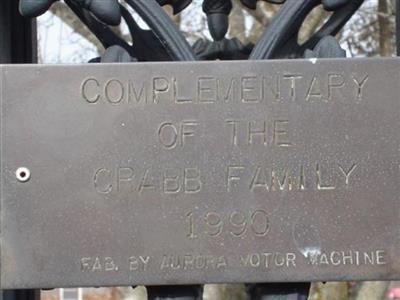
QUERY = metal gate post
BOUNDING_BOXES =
[147,285,203,300]
[246,283,310,300]
[0,0,37,63]
[1,290,40,300]
[397,0,400,55]
[0,0,38,299]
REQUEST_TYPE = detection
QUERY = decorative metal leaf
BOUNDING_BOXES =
[19,0,121,25]
[100,45,136,62]
[74,0,121,25]
[19,0,57,18]
[304,35,346,58]
[203,0,233,41]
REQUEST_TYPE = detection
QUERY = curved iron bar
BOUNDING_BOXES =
[124,0,196,61]
[119,5,135,44]
[250,0,319,59]
[250,0,365,59]
[119,5,171,61]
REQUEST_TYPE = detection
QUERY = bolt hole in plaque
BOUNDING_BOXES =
[16,167,31,182]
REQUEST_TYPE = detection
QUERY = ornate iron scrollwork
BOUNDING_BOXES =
[19,0,365,62]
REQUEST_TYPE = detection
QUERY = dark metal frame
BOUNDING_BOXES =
[397,0,400,55]
[0,1,39,299]
[0,0,36,63]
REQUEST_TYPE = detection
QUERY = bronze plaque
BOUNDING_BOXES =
[1,58,399,288]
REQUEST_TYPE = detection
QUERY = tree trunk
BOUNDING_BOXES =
[355,282,389,300]
[203,284,246,300]
[378,0,393,56]
[229,0,247,43]
[298,6,327,45]
[309,282,348,300]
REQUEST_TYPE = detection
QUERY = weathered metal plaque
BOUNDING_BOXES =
[0,58,399,289]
